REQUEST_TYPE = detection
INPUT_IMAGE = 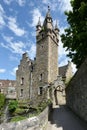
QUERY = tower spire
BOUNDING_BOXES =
[55,20,59,33]
[37,17,41,26]
[36,17,41,34]
[46,5,51,18]
[55,20,58,29]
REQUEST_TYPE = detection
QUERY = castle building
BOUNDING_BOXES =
[0,8,73,106]
[16,7,59,103]
[16,7,73,105]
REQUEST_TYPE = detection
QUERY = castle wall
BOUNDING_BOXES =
[66,58,87,122]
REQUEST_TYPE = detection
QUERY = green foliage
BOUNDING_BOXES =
[8,100,18,113]
[0,93,5,109]
[18,100,29,109]
[36,99,52,113]
[14,108,27,115]
[10,116,27,122]
[61,0,87,68]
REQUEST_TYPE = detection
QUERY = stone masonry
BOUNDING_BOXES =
[66,58,87,122]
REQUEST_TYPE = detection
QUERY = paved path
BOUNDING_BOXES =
[46,105,87,130]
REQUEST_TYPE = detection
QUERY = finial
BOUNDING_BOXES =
[48,5,50,12]
[46,5,51,18]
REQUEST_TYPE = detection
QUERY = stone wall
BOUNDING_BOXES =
[0,105,52,130]
[66,58,87,122]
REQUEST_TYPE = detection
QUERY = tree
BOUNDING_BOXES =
[61,0,87,68]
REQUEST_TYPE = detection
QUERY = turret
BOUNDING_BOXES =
[36,17,41,36]
[54,20,59,39]
[43,6,53,30]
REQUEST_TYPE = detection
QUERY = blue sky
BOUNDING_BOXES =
[0,0,76,80]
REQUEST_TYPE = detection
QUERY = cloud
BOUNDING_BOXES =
[0,69,6,73]
[31,8,44,27]
[26,43,36,60]
[1,35,36,58]
[71,62,77,74]
[3,0,26,6]
[59,57,69,67]
[8,17,26,36]
[3,0,13,5]
[1,35,26,55]
[11,67,18,76]
[17,0,26,6]
[58,0,72,12]
[0,4,5,27]
[42,0,72,12]
[1,41,25,55]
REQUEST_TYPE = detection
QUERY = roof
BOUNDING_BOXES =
[0,80,16,88]
[59,65,68,77]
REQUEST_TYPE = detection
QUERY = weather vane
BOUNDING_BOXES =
[48,5,50,11]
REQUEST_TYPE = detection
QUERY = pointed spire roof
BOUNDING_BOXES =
[55,20,59,32]
[37,17,41,26]
[55,20,58,29]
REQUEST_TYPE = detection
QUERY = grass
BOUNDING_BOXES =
[14,108,26,114]
[10,116,27,122]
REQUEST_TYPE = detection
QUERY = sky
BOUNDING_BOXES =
[0,0,77,80]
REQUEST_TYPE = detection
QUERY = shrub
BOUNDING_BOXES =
[0,93,5,109]
[14,108,26,115]
[8,100,18,113]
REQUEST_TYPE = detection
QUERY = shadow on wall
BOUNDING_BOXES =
[48,105,87,130]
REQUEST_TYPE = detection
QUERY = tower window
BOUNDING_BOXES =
[39,73,42,81]
[38,87,43,95]
[20,89,23,97]
[21,77,24,85]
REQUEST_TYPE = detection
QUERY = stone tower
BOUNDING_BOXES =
[35,7,59,88]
